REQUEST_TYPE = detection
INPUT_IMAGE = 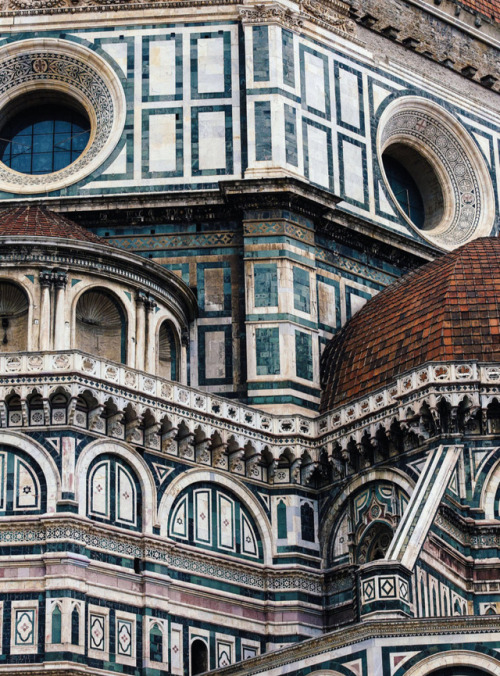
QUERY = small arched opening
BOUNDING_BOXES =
[0,281,29,352]
[158,320,180,381]
[75,288,127,363]
[191,638,209,675]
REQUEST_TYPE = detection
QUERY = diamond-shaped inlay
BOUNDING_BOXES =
[363,579,375,601]
[379,576,396,598]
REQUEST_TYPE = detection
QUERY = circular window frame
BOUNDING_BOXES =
[0,38,126,194]
[377,96,495,251]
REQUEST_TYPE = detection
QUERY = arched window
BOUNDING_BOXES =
[51,605,62,644]
[356,521,393,563]
[300,502,315,542]
[158,320,179,381]
[277,500,287,539]
[432,586,439,617]
[75,289,127,363]
[420,578,426,617]
[149,624,163,663]
[168,484,263,561]
[0,281,29,353]
[442,592,449,616]
[87,455,141,531]
[0,445,46,515]
[71,606,80,645]
[191,639,208,675]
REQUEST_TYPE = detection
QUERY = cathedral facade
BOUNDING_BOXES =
[0,0,498,673]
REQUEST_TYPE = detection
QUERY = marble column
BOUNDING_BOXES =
[39,270,52,351]
[135,292,146,371]
[53,270,68,351]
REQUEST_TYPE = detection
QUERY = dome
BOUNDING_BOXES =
[320,237,500,413]
[0,205,105,244]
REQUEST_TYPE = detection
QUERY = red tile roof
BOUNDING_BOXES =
[320,237,500,412]
[0,205,105,244]
[458,0,500,22]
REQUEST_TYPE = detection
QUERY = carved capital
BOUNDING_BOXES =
[239,3,304,30]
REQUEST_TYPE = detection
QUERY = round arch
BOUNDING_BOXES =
[72,285,129,364]
[158,468,273,564]
[0,277,33,353]
[479,450,500,519]
[0,430,61,512]
[75,439,157,532]
[320,467,414,561]
[403,650,500,675]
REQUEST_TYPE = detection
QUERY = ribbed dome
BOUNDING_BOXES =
[320,237,500,413]
[0,205,105,244]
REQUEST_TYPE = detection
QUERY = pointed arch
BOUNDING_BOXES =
[479,450,500,519]
[320,468,414,562]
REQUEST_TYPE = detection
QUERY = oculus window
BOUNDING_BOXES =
[0,104,90,175]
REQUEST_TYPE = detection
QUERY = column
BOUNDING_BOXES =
[135,292,146,371]
[144,296,157,374]
[39,270,52,351]
[53,270,68,351]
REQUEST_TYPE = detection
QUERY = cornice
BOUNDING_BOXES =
[212,615,500,674]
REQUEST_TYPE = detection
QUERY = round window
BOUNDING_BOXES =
[0,38,126,194]
[377,96,495,250]
[0,97,90,175]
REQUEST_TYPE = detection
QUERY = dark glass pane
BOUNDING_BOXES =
[11,156,31,173]
[32,152,52,174]
[54,152,71,171]
[0,104,90,174]
[54,133,71,152]
[382,155,425,229]
[33,134,52,153]
[71,607,80,645]
[55,119,71,133]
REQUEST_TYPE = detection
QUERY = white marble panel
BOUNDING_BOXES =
[198,110,226,171]
[149,114,177,172]
[339,68,360,129]
[102,42,128,78]
[318,281,337,327]
[304,52,326,113]
[342,139,364,202]
[197,37,225,94]
[307,125,329,188]
[149,40,176,97]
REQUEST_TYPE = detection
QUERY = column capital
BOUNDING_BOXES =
[39,270,53,287]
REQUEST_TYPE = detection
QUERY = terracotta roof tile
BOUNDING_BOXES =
[458,0,500,22]
[0,205,105,244]
[320,237,500,412]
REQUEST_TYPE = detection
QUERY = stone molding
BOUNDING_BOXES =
[210,615,500,675]
[0,518,324,594]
